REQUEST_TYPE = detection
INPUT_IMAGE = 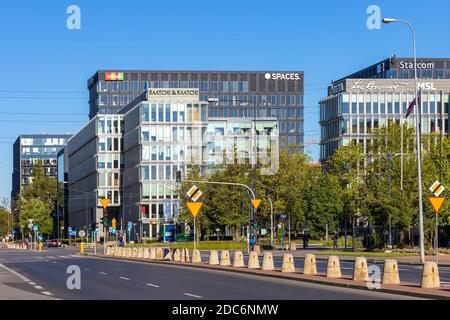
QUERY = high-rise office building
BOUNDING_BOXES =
[319,57,450,165]
[88,70,303,152]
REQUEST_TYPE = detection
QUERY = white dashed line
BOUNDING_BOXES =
[33,286,44,290]
[28,282,37,286]
[41,291,54,296]
[120,277,130,281]
[99,272,108,275]
[183,293,202,299]
[146,283,160,288]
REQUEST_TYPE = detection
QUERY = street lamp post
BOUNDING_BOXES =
[383,18,425,263]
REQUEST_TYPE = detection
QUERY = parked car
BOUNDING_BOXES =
[45,239,61,248]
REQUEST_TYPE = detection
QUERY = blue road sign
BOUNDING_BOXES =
[33,225,39,232]
[111,228,116,234]
[127,221,132,228]
[37,235,43,241]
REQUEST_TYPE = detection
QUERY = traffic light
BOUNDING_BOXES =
[176,170,182,183]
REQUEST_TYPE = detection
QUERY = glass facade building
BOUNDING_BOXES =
[320,57,450,165]
[11,134,71,233]
[67,89,279,239]
[88,70,303,152]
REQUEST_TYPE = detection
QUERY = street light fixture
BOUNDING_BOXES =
[383,17,425,263]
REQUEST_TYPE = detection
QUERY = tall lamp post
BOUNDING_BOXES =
[383,18,425,263]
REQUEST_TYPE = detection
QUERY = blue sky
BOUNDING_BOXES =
[0,0,449,201]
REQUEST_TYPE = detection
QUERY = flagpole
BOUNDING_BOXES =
[401,112,404,191]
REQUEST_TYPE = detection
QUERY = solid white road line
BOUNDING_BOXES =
[146,283,160,288]
[183,293,202,299]
[120,277,130,281]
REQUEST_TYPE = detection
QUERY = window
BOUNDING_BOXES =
[151,104,157,122]
[165,104,171,122]
[220,81,229,92]
[141,127,149,142]
[141,166,149,181]
[142,146,150,161]
[142,103,150,122]
[158,104,164,122]
[99,95,107,106]
[239,81,249,93]
[341,94,349,114]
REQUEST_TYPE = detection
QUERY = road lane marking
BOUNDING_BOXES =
[33,286,44,290]
[120,277,130,281]
[146,283,160,288]
[183,293,202,299]
[99,272,108,275]
[28,282,37,286]
[41,291,53,296]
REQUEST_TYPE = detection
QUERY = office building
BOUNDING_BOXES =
[88,70,302,152]
[11,134,72,232]
[319,57,450,164]
[67,89,278,239]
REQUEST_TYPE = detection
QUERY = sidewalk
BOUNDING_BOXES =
[270,246,450,266]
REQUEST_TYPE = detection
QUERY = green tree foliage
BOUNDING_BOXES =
[17,160,56,236]
[0,207,11,237]
[18,198,53,235]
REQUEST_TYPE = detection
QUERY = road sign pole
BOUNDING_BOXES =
[193,217,196,251]
[435,213,439,263]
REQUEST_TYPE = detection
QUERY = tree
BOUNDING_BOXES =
[18,198,53,235]
[0,207,11,238]
[17,160,57,236]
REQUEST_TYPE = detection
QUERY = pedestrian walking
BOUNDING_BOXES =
[303,230,309,249]
[332,230,339,250]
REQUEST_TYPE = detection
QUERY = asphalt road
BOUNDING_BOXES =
[201,253,450,286]
[0,247,420,300]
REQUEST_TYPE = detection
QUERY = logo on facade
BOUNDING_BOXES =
[350,79,409,91]
[418,82,437,91]
[147,89,199,96]
[399,61,434,69]
[264,73,301,81]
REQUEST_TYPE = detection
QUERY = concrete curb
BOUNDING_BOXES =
[87,253,450,300]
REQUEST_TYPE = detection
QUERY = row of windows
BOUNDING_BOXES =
[97,154,122,169]
[21,159,57,166]
[98,138,121,152]
[321,93,450,122]
[382,69,450,80]
[141,103,207,124]
[97,189,120,206]
[140,202,180,220]
[21,138,67,146]
[141,182,180,201]
[142,145,186,162]
[21,147,59,156]
[98,80,250,93]
[209,107,303,119]
[141,164,184,182]
[97,94,304,107]
[97,116,124,135]
[140,125,205,144]
[98,172,120,187]
[322,116,449,141]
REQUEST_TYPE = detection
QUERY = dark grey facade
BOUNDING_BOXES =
[88,70,304,152]
[11,134,71,233]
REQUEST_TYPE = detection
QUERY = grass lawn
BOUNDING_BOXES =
[127,241,246,251]
[313,251,417,257]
